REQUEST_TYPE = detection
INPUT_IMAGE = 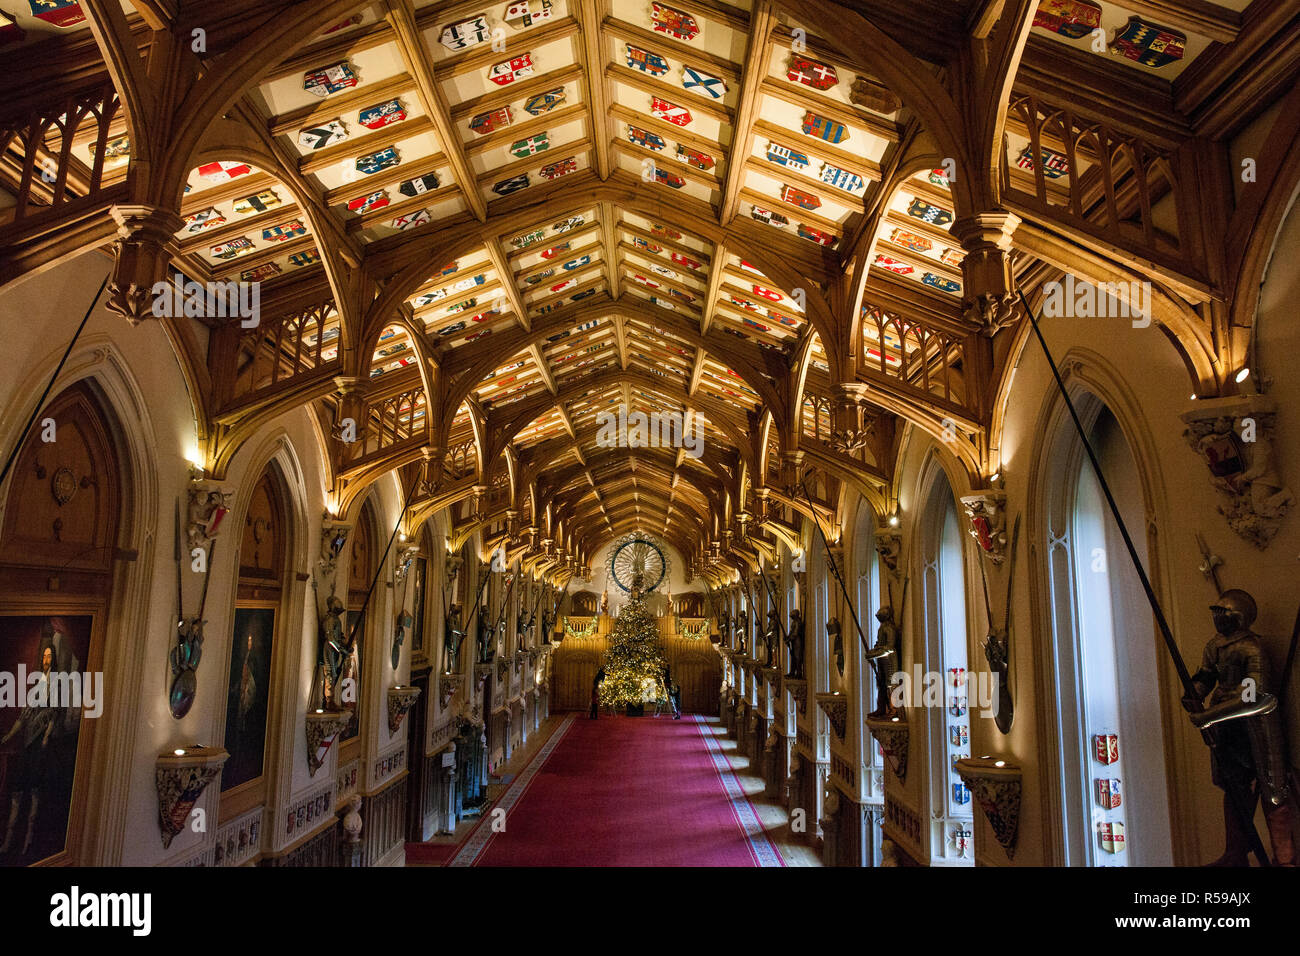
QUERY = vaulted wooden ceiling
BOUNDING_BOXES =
[0,0,1281,584]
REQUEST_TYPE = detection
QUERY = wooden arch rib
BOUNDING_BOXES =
[358,177,839,371]
[537,448,726,525]
[776,0,973,216]
[440,295,786,438]
[489,365,758,478]
[161,0,375,202]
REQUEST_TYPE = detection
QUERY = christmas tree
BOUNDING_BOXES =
[598,580,666,709]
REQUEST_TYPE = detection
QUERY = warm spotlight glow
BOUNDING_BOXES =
[173,749,186,756]
[994,760,1007,768]
[888,514,900,528]
[1235,367,1251,384]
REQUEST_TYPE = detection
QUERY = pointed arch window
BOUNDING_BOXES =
[1045,402,1172,865]
[918,467,974,866]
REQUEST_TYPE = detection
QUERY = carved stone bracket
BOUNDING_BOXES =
[1180,395,1292,549]
[186,482,233,554]
[815,692,848,740]
[319,518,351,581]
[473,662,492,687]
[387,685,422,733]
[440,674,464,708]
[959,492,1008,564]
[954,757,1022,859]
[784,677,808,715]
[865,712,909,782]
[964,292,1022,336]
[156,745,229,849]
[874,529,902,578]
[107,204,186,324]
[761,666,781,687]
[305,710,351,776]
[394,545,420,584]
[950,211,1023,338]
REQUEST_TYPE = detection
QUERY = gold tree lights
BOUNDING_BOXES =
[598,595,666,709]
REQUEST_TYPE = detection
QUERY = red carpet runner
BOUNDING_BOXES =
[449,714,783,866]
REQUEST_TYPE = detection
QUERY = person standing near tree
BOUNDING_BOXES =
[670,681,682,720]
[590,667,606,720]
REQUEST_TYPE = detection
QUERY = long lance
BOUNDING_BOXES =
[702,582,719,619]
[745,571,765,648]
[346,477,421,652]
[464,560,492,636]
[525,579,547,628]
[0,273,108,489]
[494,569,518,630]
[1017,287,1270,866]
[797,477,872,657]
[754,562,788,641]
[546,586,565,638]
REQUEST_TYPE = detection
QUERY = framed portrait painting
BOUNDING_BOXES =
[222,606,276,793]
[0,614,93,866]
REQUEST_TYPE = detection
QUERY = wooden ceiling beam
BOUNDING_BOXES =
[718,0,776,226]
[578,0,613,180]
[384,0,487,222]
[485,237,529,331]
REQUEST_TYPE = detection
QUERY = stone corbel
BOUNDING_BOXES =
[319,518,351,580]
[471,485,489,522]
[784,677,808,716]
[954,757,1022,859]
[964,292,1022,336]
[394,544,420,584]
[874,529,902,578]
[865,712,909,781]
[185,482,233,554]
[780,449,805,497]
[830,382,874,454]
[959,492,1008,564]
[305,710,351,776]
[440,674,464,708]
[107,204,185,324]
[1180,395,1292,548]
[815,692,848,740]
[387,685,422,733]
[950,211,1023,337]
[156,745,229,849]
